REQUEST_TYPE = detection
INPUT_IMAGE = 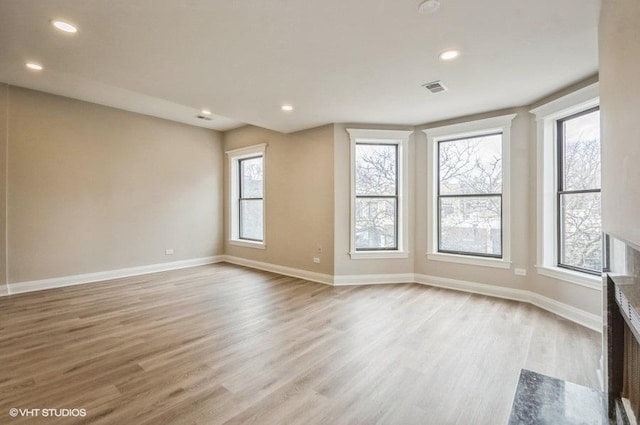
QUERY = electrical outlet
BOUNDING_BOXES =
[514,268,527,276]
[313,257,321,264]
[165,249,174,255]
[316,245,322,254]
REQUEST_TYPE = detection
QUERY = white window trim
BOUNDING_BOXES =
[347,129,412,260]
[422,113,516,269]
[530,82,601,290]
[535,265,601,290]
[226,143,267,249]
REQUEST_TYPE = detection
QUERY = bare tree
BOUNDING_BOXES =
[438,135,502,255]
[239,158,264,240]
[561,129,602,271]
[355,145,397,248]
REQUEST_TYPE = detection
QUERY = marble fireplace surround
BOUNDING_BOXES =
[605,233,640,424]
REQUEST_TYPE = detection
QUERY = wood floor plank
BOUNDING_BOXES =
[0,263,602,425]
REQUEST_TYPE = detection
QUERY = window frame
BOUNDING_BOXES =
[555,106,602,275]
[238,155,265,243]
[530,82,602,289]
[347,129,412,260]
[436,132,504,259]
[226,143,267,250]
[354,143,400,251]
[423,114,515,269]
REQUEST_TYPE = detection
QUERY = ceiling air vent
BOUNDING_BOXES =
[197,115,213,121]
[423,80,448,94]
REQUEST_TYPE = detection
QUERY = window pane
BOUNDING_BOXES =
[355,198,396,249]
[562,110,601,191]
[240,157,263,198]
[560,192,602,272]
[439,196,502,256]
[355,144,397,196]
[240,199,263,241]
[439,134,502,195]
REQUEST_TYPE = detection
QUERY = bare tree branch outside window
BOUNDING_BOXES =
[558,108,602,273]
[239,156,263,241]
[355,144,398,250]
[438,133,503,257]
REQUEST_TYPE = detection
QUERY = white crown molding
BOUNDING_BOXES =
[221,255,334,286]
[421,113,517,139]
[225,143,267,157]
[7,256,224,295]
[529,82,599,119]
[414,273,602,333]
[346,128,413,141]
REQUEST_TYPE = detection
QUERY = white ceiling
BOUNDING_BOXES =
[0,0,600,133]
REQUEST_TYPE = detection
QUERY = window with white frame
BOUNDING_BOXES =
[438,133,503,258]
[347,129,411,259]
[423,114,515,269]
[556,107,602,274]
[531,83,602,288]
[226,144,266,248]
[355,143,398,250]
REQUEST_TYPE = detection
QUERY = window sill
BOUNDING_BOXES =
[229,239,266,250]
[349,251,409,260]
[427,252,511,269]
[535,265,602,290]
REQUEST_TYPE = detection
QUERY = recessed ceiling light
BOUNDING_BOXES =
[439,50,460,61]
[51,20,78,33]
[418,0,441,14]
[26,62,43,71]
[281,104,294,112]
[201,109,212,115]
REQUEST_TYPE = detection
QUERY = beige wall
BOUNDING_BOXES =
[7,87,224,283]
[599,0,640,248]
[223,124,334,275]
[0,84,7,292]
[333,123,415,276]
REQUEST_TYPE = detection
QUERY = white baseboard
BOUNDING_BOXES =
[333,273,414,286]
[528,292,602,333]
[221,255,334,285]
[414,273,602,333]
[218,259,601,332]
[7,256,224,295]
[2,253,602,333]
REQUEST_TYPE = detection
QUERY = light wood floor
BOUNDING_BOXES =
[0,263,601,425]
